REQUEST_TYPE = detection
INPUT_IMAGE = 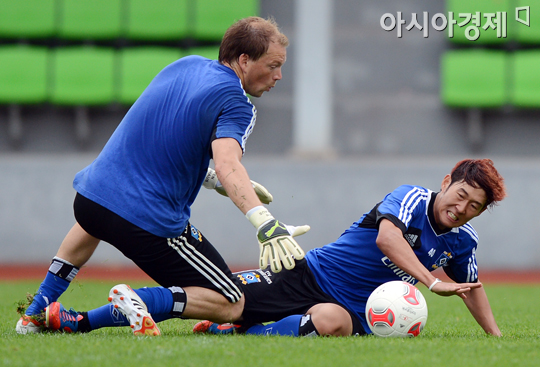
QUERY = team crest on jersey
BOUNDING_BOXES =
[403,227,422,249]
[189,224,202,242]
[237,272,261,285]
[431,251,453,270]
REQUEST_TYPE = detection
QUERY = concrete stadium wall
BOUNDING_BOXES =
[1,154,538,271]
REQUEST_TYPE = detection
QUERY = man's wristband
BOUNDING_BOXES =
[246,206,274,229]
[428,278,442,292]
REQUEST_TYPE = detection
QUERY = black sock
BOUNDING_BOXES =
[76,312,91,333]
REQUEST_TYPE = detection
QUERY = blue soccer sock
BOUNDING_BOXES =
[25,257,78,316]
[245,315,303,336]
[87,286,176,331]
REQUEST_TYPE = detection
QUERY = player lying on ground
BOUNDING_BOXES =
[37,159,506,337]
[16,16,310,335]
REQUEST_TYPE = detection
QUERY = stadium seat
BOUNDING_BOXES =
[440,49,507,108]
[510,51,540,107]
[193,0,259,41]
[445,0,511,44]
[441,49,508,149]
[57,0,123,40]
[50,47,116,106]
[186,46,220,60]
[119,47,183,105]
[0,0,56,39]
[0,45,49,142]
[50,47,116,142]
[514,0,540,44]
[0,45,49,104]
[125,0,189,41]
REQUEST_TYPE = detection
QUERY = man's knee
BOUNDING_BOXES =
[210,295,245,323]
[219,297,244,322]
[308,303,353,336]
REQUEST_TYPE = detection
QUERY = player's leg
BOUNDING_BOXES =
[195,303,353,337]
[45,285,178,333]
[221,303,351,336]
[182,286,245,323]
[81,283,245,334]
[16,221,99,334]
[46,219,243,334]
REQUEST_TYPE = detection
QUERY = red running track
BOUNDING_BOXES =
[0,264,539,284]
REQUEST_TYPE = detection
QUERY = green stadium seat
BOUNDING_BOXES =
[50,47,116,106]
[445,0,511,44]
[0,45,49,142]
[514,0,540,44]
[193,0,259,41]
[0,46,49,104]
[0,0,56,39]
[510,51,540,107]
[186,46,220,60]
[125,0,189,41]
[119,47,183,105]
[441,49,507,108]
[57,0,123,40]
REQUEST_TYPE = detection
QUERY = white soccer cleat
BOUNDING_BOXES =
[108,284,161,336]
[16,315,44,334]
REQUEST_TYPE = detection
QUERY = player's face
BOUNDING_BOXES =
[241,41,286,97]
[433,175,487,230]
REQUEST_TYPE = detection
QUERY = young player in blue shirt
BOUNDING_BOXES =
[16,17,309,335]
[42,159,506,337]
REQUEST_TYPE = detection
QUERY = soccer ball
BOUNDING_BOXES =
[365,281,428,337]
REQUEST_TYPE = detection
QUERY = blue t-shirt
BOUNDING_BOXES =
[305,185,480,333]
[74,56,256,238]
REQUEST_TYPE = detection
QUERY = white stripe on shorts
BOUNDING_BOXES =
[167,236,242,303]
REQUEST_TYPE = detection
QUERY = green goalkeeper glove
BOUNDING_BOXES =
[202,168,273,204]
[246,206,309,273]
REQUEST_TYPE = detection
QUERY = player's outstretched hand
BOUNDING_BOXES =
[202,168,273,204]
[430,280,483,299]
[246,206,309,273]
[257,219,309,273]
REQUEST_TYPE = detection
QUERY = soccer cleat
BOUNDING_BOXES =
[15,315,44,334]
[108,284,161,336]
[193,320,240,335]
[45,302,82,333]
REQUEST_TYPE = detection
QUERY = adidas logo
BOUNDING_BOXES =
[404,234,418,247]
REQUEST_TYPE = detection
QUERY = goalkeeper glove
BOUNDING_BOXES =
[202,168,273,204]
[246,206,310,273]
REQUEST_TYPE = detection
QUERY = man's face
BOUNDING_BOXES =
[241,42,287,97]
[433,175,487,230]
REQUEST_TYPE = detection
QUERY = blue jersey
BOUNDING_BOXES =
[74,56,256,238]
[305,185,479,333]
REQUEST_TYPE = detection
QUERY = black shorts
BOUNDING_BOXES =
[73,193,243,303]
[236,259,366,335]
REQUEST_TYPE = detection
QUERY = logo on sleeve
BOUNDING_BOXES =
[403,227,422,249]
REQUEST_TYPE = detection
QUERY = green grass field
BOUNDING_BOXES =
[1,280,539,367]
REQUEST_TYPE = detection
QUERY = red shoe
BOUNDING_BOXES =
[193,320,240,335]
[45,302,83,333]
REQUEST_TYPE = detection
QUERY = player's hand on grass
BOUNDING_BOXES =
[203,168,273,204]
[429,279,483,299]
[246,206,309,273]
